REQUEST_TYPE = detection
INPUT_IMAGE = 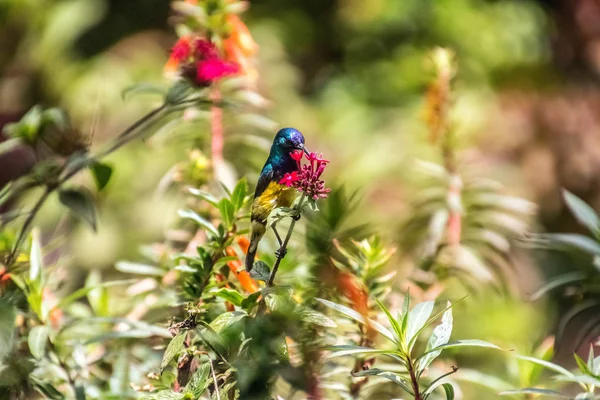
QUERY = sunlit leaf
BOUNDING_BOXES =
[209,311,247,333]
[185,363,210,398]
[417,340,502,364]
[418,304,453,372]
[499,388,569,398]
[115,261,164,276]
[406,301,434,349]
[563,190,600,237]
[179,209,219,237]
[298,308,337,328]
[249,261,270,281]
[231,178,248,211]
[28,326,48,360]
[351,368,413,394]
[213,288,244,306]
[218,198,235,230]
[316,298,396,343]
[160,333,186,374]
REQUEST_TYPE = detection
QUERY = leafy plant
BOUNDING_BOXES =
[319,293,502,399]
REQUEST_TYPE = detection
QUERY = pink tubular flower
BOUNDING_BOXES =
[279,171,299,187]
[196,59,240,85]
[281,151,332,200]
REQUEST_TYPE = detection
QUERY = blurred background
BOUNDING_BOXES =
[2,0,600,397]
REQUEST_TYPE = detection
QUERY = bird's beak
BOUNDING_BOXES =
[303,146,310,156]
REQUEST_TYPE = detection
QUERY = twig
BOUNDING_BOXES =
[48,337,85,400]
[267,194,306,287]
[6,187,51,266]
[407,356,422,400]
[208,357,221,400]
[4,103,171,267]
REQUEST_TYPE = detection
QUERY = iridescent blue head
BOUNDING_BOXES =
[270,127,308,156]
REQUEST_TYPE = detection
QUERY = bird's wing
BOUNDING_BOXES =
[254,163,274,198]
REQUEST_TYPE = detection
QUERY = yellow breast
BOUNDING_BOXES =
[251,181,297,223]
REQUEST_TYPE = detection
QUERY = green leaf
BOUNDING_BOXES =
[327,345,402,360]
[58,188,97,232]
[298,307,337,328]
[165,80,192,104]
[213,288,244,306]
[209,311,247,333]
[266,206,295,229]
[0,138,23,155]
[406,301,434,349]
[231,178,248,211]
[351,368,413,394]
[418,304,453,373]
[401,291,411,333]
[0,300,16,361]
[178,209,219,237]
[115,261,164,276]
[416,340,502,364]
[218,198,235,230]
[530,272,587,301]
[442,383,454,400]
[28,326,48,360]
[515,355,577,379]
[554,374,600,387]
[29,233,43,284]
[122,82,166,101]
[214,256,238,269]
[241,291,262,310]
[249,261,270,281]
[563,190,600,237]
[90,162,113,191]
[574,353,592,376]
[160,333,187,374]
[188,188,219,207]
[57,279,136,309]
[499,388,569,398]
[316,298,396,343]
[374,299,402,345]
[422,367,458,399]
[535,233,600,256]
[185,363,210,398]
[140,391,187,400]
[31,376,64,399]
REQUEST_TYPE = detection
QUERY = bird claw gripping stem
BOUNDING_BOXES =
[275,248,287,259]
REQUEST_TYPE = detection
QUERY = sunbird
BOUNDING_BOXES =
[245,128,309,271]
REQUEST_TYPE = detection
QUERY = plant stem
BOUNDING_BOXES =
[48,338,85,400]
[267,194,306,287]
[407,357,422,400]
[6,187,51,266]
[4,104,170,267]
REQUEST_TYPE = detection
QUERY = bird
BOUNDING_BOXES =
[245,127,309,271]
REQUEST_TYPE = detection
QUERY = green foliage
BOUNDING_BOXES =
[319,294,501,399]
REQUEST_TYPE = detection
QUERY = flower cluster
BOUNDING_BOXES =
[279,151,331,200]
[166,37,240,86]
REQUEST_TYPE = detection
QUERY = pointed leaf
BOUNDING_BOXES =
[185,363,210,398]
[213,288,244,306]
[406,301,434,348]
[115,261,164,276]
[563,190,600,237]
[417,340,501,364]
[160,333,186,374]
[28,326,48,359]
[418,305,453,372]
[29,233,43,284]
[218,198,235,230]
[59,188,97,231]
[231,178,248,211]
[316,298,396,343]
[499,388,569,398]
[351,368,413,394]
[209,311,246,333]
[298,308,337,328]
[90,162,113,191]
[178,209,219,237]
[188,188,219,207]
[375,299,401,345]
[326,345,401,359]
[249,261,270,281]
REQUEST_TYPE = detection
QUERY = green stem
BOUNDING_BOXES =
[267,194,306,287]
[4,103,171,267]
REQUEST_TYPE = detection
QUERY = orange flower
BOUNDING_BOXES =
[225,236,258,293]
[336,272,375,338]
[42,288,63,329]
[223,15,257,75]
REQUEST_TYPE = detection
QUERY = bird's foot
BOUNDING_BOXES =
[291,213,301,221]
[275,248,287,259]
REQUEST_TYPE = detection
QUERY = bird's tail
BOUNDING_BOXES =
[245,220,266,271]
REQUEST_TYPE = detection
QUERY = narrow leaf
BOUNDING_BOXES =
[563,189,600,237]
[178,209,219,237]
[417,340,502,364]
[418,305,453,372]
[499,388,569,398]
[115,261,164,276]
[406,301,434,348]
[316,298,396,343]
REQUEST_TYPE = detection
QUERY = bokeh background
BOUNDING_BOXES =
[2,0,600,397]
